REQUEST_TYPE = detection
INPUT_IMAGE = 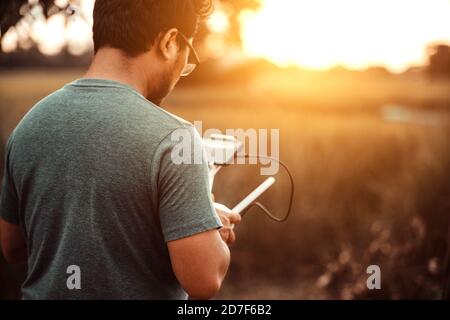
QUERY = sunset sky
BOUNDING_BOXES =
[239,0,450,72]
[2,0,450,72]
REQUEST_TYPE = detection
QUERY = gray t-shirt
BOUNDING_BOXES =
[0,78,222,299]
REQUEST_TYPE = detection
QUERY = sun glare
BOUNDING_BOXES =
[2,0,450,71]
[207,9,230,34]
[240,0,450,72]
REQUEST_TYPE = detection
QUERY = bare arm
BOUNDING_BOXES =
[168,229,230,299]
[167,209,241,300]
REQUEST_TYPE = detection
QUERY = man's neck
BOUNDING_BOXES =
[84,48,149,97]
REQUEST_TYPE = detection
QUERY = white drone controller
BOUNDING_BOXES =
[203,134,275,221]
[214,176,275,212]
[202,133,243,190]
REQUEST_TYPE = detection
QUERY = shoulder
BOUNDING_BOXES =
[102,84,195,134]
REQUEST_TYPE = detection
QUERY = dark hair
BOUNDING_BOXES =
[93,0,213,56]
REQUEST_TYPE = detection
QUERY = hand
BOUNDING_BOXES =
[213,202,242,246]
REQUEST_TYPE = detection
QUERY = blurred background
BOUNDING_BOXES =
[1,0,450,299]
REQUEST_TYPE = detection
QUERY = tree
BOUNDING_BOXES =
[218,0,260,46]
[1,0,261,53]
[427,44,450,79]
[1,0,73,40]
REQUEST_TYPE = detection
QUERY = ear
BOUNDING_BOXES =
[158,28,180,61]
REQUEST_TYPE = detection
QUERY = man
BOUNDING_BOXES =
[0,0,241,299]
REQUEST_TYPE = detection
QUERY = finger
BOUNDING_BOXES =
[219,228,229,243]
[219,215,231,228]
[227,230,236,246]
[228,212,242,225]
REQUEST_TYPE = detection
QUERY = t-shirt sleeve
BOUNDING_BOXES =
[155,125,222,242]
[0,137,20,225]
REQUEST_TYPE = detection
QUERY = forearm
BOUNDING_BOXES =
[188,237,230,300]
[168,229,233,299]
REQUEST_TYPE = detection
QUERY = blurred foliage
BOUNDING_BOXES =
[0,0,72,39]
[217,0,260,46]
[428,45,450,79]
[0,0,261,52]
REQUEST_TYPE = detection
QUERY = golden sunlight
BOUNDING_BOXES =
[240,0,450,72]
[207,9,230,34]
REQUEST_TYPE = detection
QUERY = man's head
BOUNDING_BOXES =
[92,0,212,103]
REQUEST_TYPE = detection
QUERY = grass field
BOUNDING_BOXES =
[1,69,450,299]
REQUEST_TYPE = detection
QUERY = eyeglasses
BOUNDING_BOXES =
[178,32,200,77]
